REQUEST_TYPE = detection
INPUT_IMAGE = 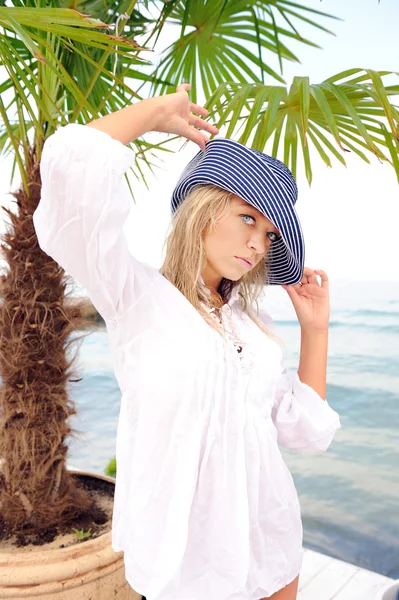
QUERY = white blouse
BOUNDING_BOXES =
[33,124,341,600]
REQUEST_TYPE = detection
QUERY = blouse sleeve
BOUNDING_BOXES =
[272,368,341,452]
[259,309,341,452]
[33,123,156,321]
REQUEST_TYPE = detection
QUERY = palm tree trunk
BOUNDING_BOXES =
[0,145,93,534]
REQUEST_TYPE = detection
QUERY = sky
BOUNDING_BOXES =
[0,0,398,284]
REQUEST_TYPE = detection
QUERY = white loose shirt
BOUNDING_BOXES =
[33,124,341,600]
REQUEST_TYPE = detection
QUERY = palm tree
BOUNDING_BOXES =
[0,0,397,538]
[0,1,158,536]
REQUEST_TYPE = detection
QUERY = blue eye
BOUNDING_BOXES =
[241,214,255,224]
[267,231,279,242]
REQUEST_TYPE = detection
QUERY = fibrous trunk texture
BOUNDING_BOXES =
[0,145,93,534]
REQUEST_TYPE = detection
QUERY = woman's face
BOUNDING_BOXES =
[202,194,280,291]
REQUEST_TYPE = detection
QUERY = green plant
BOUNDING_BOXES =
[0,1,158,536]
[72,527,93,540]
[105,457,117,479]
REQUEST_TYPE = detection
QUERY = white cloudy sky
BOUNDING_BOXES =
[0,0,398,284]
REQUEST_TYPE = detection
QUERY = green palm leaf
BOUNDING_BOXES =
[0,5,173,194]
[147,0,339,103]
[205,69,399,183]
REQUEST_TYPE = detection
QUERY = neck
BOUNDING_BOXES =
[209,290,225,308]
[199,276,225,308]
[200,266,222,293]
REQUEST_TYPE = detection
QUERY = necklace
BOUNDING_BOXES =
[207,301,255,374]
[209,306,244,355]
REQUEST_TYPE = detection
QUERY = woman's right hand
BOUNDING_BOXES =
[152,83,219,151]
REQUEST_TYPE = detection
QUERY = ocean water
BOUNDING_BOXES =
[67,280,399,579]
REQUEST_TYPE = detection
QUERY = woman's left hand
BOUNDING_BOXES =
[282,267,330,331]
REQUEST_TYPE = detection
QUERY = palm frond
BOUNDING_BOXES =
[0,5,174,192]
[205,69,399,183]
[147,0,339,102]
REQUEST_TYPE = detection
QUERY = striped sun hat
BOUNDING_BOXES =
[171,137,304,286]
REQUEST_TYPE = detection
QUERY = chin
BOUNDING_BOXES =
[219,268,244,282]
[228,273,242,282]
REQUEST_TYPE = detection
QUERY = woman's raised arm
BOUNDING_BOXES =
[86,83,218,150]
[33,85,218,321]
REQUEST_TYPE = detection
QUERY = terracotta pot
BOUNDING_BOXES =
[0,470,142,600]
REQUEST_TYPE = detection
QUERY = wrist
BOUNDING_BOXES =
[300,326,329,337]
[142,96,166,133]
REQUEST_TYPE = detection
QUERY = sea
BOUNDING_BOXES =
[67,279,399,579]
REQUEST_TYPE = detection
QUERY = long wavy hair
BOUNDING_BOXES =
[161,184,273,336]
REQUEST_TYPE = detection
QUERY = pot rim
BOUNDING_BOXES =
[0,469,119,565]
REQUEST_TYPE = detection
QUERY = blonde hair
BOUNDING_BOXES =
[161,184,273,336]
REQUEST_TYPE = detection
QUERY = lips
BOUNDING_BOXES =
[235,256,254,268]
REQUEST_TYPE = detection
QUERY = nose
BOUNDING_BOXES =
[247,230,269,256]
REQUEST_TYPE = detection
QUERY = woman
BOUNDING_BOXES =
[33,83,341,600]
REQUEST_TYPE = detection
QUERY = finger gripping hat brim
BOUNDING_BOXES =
[171,138,304,286]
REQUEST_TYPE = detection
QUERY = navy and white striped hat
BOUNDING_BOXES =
[171,137,304,285]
